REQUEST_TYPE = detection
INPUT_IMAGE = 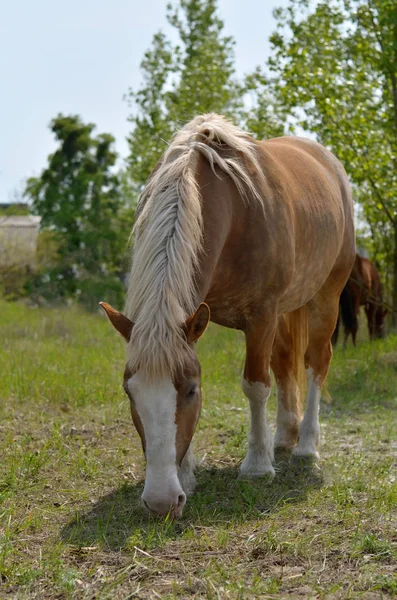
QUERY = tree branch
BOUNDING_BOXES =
[367,174,395,224]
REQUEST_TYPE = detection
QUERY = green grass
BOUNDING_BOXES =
[0,300,396,598]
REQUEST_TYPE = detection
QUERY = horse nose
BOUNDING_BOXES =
[142,491,186,518]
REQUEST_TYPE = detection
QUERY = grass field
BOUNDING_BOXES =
[0,299,396,599]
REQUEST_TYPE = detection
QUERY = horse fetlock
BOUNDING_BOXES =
[274,420,300,450]
[292,426,320,459]
[239,446,275,479]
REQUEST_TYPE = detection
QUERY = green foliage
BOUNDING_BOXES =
[126,0,283,188]
[242,68,285,140]
[0,265,32,301]
[267,0,397,314]
[0,203,30,216]
[165,0,241,118]
[24,115,130,308]
[126,0,241,188]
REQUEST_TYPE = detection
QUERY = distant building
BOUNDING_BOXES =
[0,203,30,213]
[0,215,42,268]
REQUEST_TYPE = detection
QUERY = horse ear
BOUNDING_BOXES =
[185,303,210,343]
[99,302,134,342]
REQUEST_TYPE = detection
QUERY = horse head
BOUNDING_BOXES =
[100,301,210,518]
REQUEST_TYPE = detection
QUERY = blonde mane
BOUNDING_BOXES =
[125,113,265,379]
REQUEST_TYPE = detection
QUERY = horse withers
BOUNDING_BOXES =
[101,114,355,518]
[332,254,387,347]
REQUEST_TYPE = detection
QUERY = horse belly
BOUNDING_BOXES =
[277,216,346,313]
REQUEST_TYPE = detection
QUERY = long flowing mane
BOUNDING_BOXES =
[125,113,265,379]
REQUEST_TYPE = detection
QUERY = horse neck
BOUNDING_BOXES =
[193,160,236,303]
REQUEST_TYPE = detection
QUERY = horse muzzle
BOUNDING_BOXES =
[141,490,186,518]
[141,468,187,518]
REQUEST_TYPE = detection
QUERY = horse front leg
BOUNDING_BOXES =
[239,321,277,479]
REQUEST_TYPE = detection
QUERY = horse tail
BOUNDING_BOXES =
[340,285,357,338]
[284,305,309,414]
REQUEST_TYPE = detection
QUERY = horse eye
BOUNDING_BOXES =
[187,385,197,398]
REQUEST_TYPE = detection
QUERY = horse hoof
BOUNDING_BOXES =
[238,465,275,480]
[291,447,320,462]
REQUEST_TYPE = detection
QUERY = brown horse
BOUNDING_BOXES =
[332,254,387,347]
[101,114,355,518]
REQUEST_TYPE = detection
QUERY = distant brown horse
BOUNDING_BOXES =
[100,114,355,518]
[332,254,387,347]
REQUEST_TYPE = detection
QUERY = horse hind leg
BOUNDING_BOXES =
[293,287,340,459]
[271,317,302,452]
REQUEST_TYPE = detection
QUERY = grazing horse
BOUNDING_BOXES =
[332,254,387,347]
[101,114,355,518]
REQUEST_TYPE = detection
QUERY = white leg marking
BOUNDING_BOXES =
[274,383,300,450]
[239,379,275,478]
[293,368,321,458]
[178,445,196,496]
[128,373,185,515]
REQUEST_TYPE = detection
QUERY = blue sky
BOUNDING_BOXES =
[0,0,289,203]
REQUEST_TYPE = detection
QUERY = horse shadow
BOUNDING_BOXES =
[61,452,323,551]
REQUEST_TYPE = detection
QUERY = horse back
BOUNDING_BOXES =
[199,136,355,323]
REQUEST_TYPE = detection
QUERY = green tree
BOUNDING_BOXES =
[267,0,397,320]
[25,115,128,308]
[126,0,283,189]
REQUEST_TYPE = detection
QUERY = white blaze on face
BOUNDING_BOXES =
[127,372,186,516]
